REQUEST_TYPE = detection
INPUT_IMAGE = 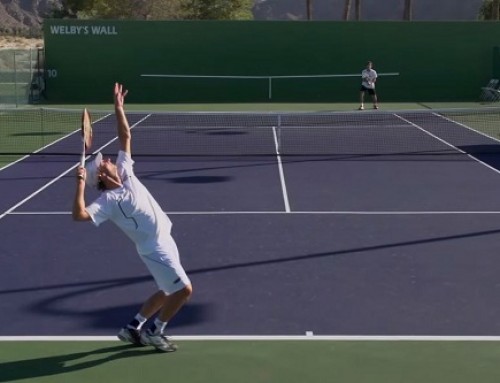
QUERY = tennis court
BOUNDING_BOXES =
[2,104,500,382]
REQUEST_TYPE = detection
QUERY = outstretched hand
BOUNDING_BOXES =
[114,83,128,109]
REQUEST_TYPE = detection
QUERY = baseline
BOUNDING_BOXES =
[2,335,500,341]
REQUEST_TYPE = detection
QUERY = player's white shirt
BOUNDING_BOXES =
[361,68,377,89]
[86,151,173,256]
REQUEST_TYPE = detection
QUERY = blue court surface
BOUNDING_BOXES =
[2,109,500,338]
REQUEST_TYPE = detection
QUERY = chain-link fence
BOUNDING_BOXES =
[0,48,44,107]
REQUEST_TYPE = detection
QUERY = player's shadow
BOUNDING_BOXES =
[88,302,213,329]
[26,284,213,330]
[0,344,158,382]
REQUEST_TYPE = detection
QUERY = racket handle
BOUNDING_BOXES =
[80,136,86,168]
[80,155,85,168]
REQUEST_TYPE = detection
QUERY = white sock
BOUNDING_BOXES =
[127,313,147,330]
[136,314,148,329]
[153,318,168,334]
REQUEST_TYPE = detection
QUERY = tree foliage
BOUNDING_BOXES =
[181,0,254,20]
[51,0,253,20]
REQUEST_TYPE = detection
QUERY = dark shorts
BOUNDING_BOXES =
[360,85,376,95]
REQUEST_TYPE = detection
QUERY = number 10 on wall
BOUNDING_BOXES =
[46,69,58,78]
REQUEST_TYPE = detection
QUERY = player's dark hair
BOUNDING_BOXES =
[97,179,106,191]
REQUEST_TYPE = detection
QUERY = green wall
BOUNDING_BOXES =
[43,20,499,103]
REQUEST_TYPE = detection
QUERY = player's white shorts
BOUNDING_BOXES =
[139,236,191,294]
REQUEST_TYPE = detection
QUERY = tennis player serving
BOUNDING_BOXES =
[359,61,379,110]
[73,83,192,353]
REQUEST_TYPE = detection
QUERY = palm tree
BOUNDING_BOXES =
[494,0,500,20]
[306,0,313,20]
[403,0,413,20]
[354,0,361,20]
[343,0,351,20]
[344,0,361,20]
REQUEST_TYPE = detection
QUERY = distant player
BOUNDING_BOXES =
[359,61,379,110]
[72,83,193,352]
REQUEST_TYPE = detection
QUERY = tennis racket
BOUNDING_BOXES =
[80,108,93,167]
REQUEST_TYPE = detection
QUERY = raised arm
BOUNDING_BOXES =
[114,83,131,154]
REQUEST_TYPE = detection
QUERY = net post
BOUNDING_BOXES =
[40,107,45,149]
[276,114,282,154]
[13,50,18,108]
[268,77,272,100]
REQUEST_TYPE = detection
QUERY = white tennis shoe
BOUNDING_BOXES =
[140,329,178,352]
[117,327,145,347]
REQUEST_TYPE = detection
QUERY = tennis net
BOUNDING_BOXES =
[140,73,400,101]
[2,107,500,159]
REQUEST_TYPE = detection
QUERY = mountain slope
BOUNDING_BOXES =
[0,0,55,34]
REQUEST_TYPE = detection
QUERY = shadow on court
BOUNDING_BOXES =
[459,145,500,171]
[88,303,213,329]
[167,175,233,183]
[1,226,500,334]
[28,296,213,331]
[0,277,213,331]
[0,345,158,382]
[183,226,500,274]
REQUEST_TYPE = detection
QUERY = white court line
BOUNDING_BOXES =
[0,114,152,221]
[0,168,77,221]
[0,113,112,173]
[433,112,500,144]
[272,125,291,212]
[7,210,500,216]
[394,113,500,176]
[1,335,500,342]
